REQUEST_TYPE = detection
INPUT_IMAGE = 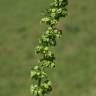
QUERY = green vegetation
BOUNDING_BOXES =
[0,0,96,96]
[31,0,68,96]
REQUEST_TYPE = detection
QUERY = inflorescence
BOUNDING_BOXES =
[31,0,68,96]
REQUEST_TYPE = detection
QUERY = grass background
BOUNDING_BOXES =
[0,0,96,96]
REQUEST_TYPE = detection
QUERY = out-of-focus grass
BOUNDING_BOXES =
[0,0,96,96]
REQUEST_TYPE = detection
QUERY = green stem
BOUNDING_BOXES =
[38,78,41,87]
[57,0,59,8]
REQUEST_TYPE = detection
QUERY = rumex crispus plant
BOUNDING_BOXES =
[31,0,68,96]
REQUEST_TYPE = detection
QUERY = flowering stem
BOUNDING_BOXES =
[31,0,68,96]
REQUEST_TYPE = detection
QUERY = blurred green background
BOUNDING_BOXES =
[0,0,96,96]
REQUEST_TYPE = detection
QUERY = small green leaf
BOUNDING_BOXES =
[31,70,37,78]
[51,62,55,68]
[34,66,39,70]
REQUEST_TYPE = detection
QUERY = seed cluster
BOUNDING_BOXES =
[31,0,68,96]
